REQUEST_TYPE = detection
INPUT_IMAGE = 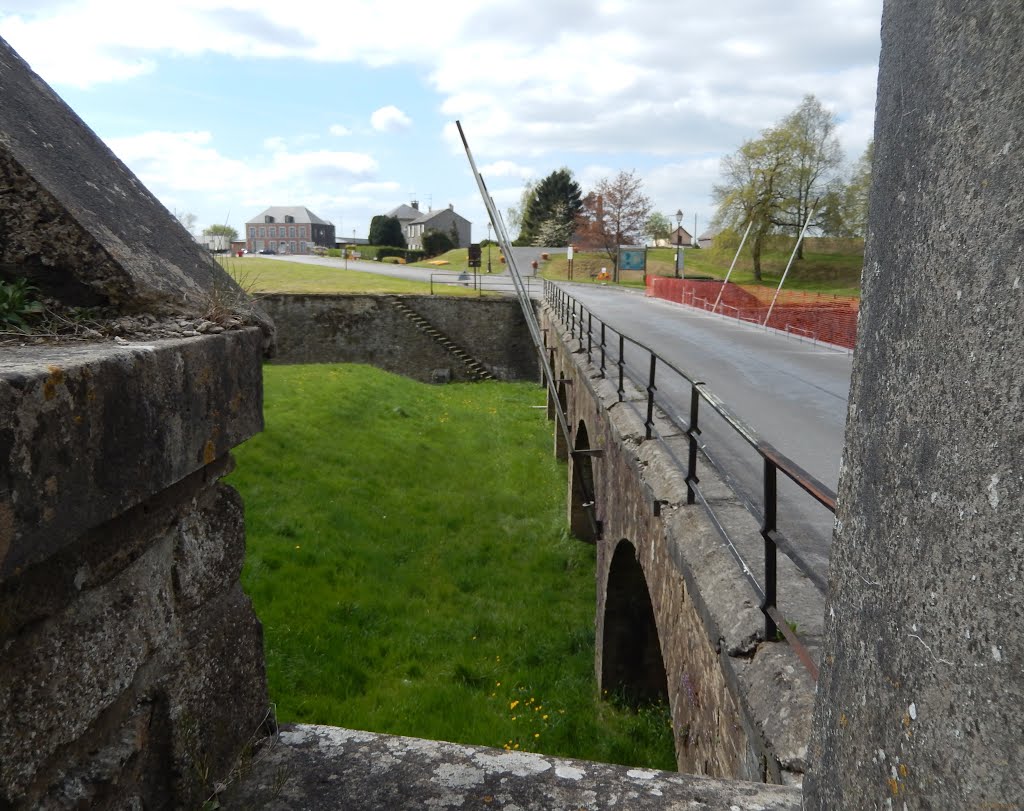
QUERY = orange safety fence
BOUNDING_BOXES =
[646,277,860,350]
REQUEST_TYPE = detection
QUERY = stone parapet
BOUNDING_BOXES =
[219,724,802,809]
[0,334,269,809]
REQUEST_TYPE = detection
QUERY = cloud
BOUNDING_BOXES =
[350,181,401,193]
[329,124,352,136]
[478,161,535,180]
[370,105,412,133]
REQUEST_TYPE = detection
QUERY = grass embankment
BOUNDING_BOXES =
[229,364,675,769]
[542,237,864,297]
[216,257,478,296]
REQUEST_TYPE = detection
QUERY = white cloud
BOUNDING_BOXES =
[329,124,352,136]
[370,105,412,133]
[350,181,401,193]
[478,161,535,180]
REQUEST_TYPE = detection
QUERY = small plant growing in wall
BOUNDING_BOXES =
[0,278,43,328]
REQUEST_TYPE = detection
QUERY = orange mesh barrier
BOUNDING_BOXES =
[645,277,860,350]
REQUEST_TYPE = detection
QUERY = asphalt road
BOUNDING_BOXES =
[556,282,853,581]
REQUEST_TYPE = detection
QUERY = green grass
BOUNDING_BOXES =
[216,257,478,296]
[541,237,863,297]
[228,364,676,769]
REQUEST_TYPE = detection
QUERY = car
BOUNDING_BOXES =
[257,248,277,255]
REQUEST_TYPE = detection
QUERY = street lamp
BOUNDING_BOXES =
[674,209,684,278]
[486,222,492,273]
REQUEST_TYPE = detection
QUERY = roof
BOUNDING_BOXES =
[386,204,421,221]
[410,207,471,226]
[246,206,332,226]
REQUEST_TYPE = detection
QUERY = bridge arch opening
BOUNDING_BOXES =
[570,420,599,543]
[601,540,669,708]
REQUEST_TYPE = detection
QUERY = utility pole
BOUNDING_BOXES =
[487,222,492,273]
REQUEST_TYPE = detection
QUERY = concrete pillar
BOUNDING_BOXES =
[805,3,1024,807]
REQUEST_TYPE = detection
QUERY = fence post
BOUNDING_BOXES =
[617,334,626,402]
[645,354,657,440]
[686,384,701,504]
[762,458,779,642]
[600,322,607,378]
[586,313,593,363]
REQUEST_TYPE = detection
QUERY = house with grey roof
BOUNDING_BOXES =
[245,206,335,255]
[401,203,471,251]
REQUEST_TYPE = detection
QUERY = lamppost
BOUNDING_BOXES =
[486,222,492,273]
[674,209,684,278]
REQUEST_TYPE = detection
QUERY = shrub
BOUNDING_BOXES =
[0,278,44,327]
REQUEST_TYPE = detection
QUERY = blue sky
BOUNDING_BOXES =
[0,1,882,242]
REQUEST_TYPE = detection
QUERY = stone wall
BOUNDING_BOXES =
[539,308,817,786]
[0,333,269,808]
[260,294,536,382]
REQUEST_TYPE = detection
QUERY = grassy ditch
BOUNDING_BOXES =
[228,364,676,769]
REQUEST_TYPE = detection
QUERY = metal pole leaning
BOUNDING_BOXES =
[764,202,817,327]
[712,220,753,313]
[599,322,607,378]
[617,334,626,401]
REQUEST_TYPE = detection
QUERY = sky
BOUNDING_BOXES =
[0,0,883,244]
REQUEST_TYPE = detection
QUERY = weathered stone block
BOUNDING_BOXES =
[0,331,264,578]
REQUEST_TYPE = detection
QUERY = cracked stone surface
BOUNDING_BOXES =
[219,724,801,810]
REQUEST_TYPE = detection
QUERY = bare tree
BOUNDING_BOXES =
[575,170,651,272]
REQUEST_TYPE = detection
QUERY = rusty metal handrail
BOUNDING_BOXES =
[543,279,834,681]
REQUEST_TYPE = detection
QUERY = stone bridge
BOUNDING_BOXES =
[537,304,818,786]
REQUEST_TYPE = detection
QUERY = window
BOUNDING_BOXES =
[289,226,296,238]
[249,226,255,238]
[259,227,266,238]
[290,241,297,253]
[268,226,277,237]
[299,226,306,238]
[265,215,275,223]
[285,215,295,224]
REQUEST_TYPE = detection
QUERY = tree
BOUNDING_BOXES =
[506,180,536,242]
[173,209,197,236]
[421,229,455,257]
[517,169,583,246]
[369,215,406,247]
[532,201,576,246]
[203,223,238,242]
[712,129,791,281]
[645,212,671,244]
[769,95,844,258]
[449,221,461,249]
[575,170,652,272]
[835,140,873,238]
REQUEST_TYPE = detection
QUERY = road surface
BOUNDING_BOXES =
[556,282,853,581]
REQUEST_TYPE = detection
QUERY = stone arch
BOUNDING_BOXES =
[601,540,669,708]
[570,419,599,543]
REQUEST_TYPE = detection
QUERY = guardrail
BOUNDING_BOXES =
[430,272,541,296]
[544,280,834,681]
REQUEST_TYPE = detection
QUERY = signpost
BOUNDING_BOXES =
[617,246,646,282]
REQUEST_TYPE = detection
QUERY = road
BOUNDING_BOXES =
[556,282,853,580]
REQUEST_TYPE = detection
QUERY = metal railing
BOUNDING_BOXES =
[429,272,541,296]
[544,280,835,681]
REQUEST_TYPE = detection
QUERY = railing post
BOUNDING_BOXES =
[599,323,607,379]
[617,334,626,401]
[762,458,779,642]
[586,313,593,363]
[645,354,657,440]
[686,384,701,504]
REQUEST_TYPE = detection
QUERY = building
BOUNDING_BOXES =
[387,201,471,250]
[245,206,335,255]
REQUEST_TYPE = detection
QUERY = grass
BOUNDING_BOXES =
[540,236,863,297]
[216,257,479,296]
[228,364,676,770]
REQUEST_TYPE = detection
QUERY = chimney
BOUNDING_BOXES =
[411,200,419,211]
[449,203,454,210]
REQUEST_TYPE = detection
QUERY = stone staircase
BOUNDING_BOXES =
[389,297,495,381]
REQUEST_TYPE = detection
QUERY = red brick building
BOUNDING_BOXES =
[245,206,335,255]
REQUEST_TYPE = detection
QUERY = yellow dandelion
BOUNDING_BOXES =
[511,716,516,720]
[534,733,540,738]
[542,714,549,720]
[510,700,519,710]
[513,744,519,750]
